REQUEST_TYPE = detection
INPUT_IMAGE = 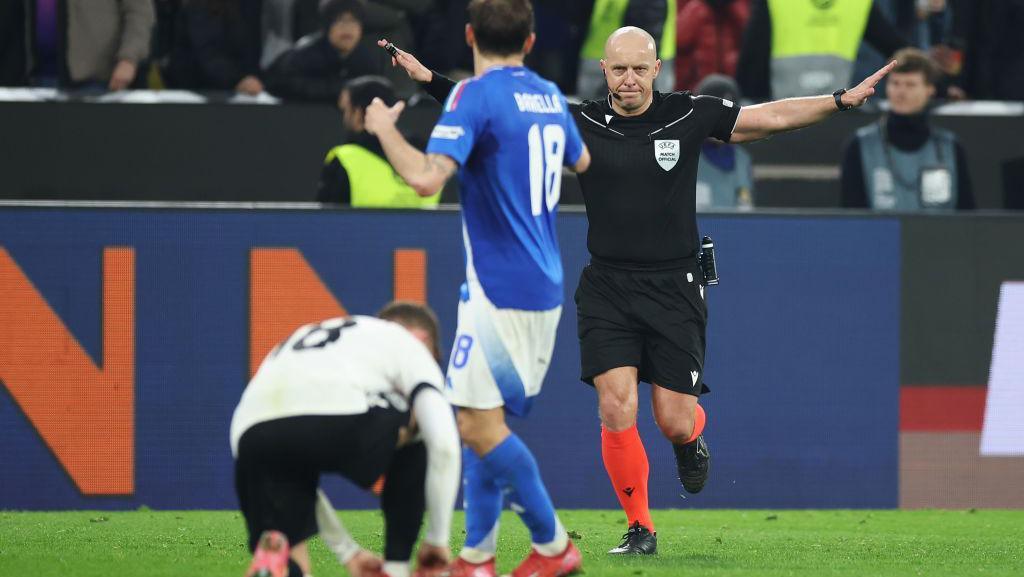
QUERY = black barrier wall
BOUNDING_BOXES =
[2,101,1020,207]
[2,205,1022,509]
[0,207,902,509]
[901,215,1024,385]
[897,214,1024,508]
[0,100,444,203]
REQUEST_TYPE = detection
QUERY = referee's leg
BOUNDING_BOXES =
[594,367,640,432]
[593,367,657,554]
[578,266,656,551]
[639,265,710,494]
[650,386,700,444]
[651,385,709,495]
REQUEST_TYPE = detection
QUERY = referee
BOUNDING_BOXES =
[383,25,893,556]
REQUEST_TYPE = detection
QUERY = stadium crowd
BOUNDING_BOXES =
[3,0,1022,101]
[2,0,1021,210]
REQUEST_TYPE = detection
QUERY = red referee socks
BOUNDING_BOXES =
[686,403,707,444]
[601,423,653,531]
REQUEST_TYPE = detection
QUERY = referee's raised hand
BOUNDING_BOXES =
[377,38,433,83]
[733,59,899,142]
[842,60,898,109]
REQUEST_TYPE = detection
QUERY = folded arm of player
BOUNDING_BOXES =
[730,60,897,143]
[364,97,457,197]
[412,385,461,548]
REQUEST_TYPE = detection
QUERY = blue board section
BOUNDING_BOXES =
[0,209,900,509]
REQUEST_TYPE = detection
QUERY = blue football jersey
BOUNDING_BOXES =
[427,66,584,311]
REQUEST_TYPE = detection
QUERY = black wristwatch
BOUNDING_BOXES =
[833,88,852,111]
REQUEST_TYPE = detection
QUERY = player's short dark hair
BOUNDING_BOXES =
[892,47,940,85]
[467,0,534,57]
[342,75,397,111]
[320,0,365,28]
[377,301,442,362]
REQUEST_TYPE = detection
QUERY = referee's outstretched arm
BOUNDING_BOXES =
[729,60,898,143]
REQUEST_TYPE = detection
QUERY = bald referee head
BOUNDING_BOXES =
[600,26,661,114]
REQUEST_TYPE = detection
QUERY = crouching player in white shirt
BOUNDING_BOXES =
[230,302,460,577]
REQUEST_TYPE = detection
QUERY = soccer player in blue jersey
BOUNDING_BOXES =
[364,1,590,576]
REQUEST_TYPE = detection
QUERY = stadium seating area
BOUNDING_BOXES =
[2,0,1022,208]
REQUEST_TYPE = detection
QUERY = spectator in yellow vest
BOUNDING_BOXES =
[736,0,907,101]
[317,75,441,207]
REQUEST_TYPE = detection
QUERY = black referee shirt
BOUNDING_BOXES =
[421,75,740,268]
[574,92,739,268]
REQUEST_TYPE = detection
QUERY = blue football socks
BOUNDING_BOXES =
[462,446,503,559]
[479,434,566,551]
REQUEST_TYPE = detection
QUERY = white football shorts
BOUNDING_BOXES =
[445,281,561,417]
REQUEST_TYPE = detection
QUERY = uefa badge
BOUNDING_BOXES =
[654,140,679,172]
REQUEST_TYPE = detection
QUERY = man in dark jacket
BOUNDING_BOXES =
[0,0,30,86]
[264,0,386,103]
[165,0,264,94]
[960,0,1024,100]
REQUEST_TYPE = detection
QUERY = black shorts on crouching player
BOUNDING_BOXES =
[234,407,424,560]
[576,257,710,396]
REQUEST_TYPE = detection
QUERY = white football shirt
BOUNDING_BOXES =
[230,315,444,455]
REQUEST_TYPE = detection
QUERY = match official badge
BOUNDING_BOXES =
[655,140,679,171]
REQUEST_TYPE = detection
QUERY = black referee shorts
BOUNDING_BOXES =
[575,260,710,396]
[234,408,408,552]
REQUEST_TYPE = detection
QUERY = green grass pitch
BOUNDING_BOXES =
[2,509,1022,577]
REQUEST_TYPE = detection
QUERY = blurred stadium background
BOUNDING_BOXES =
[1,0,1023,575]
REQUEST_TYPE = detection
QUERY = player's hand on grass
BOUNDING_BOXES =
[842,60,897,109]
[412,543,450,577]
[377,39,432,83]
[364,97,406,135]
[345,549,383,577]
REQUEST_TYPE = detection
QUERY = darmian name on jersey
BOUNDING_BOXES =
[513,92,564,114]
[431,125,465,140]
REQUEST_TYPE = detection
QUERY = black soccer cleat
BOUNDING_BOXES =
[607,521,657,555]
[674,434,711,494]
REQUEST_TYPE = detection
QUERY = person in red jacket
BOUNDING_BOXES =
[674,0,749,92]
